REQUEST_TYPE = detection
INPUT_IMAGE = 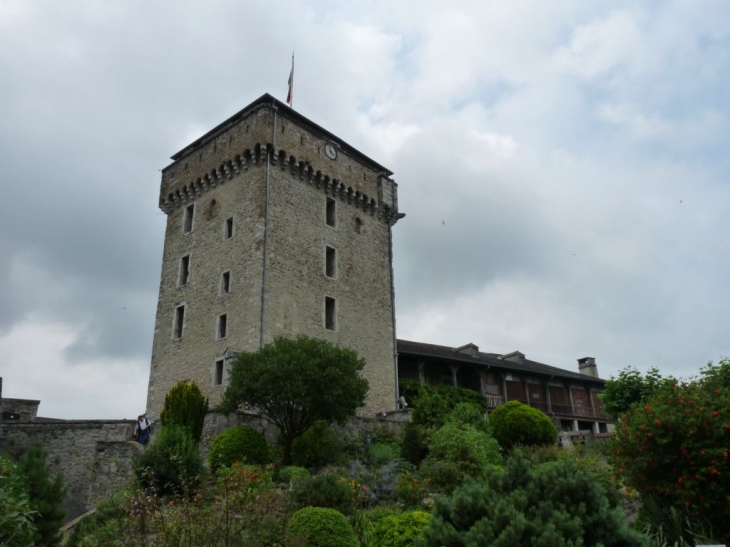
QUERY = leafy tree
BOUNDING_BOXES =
[599,366,666,420]
[401,380,487,429]
[17,443,66,546]
[612,359,730,543]
[0,456,38,546]
[489,400,557,449]
[220,335,368,464]
[160,379,209,444]
[423,450,643,547]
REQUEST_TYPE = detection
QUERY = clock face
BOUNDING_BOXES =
[325,143,337,160]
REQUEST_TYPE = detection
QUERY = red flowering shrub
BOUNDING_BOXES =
[612,359,730,540]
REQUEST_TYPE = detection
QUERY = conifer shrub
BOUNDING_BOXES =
[134,425,203,495]
[291,420,343,468]
[422,450,643,547]
[372,510,431,547]
[420,421,501,492]
[285,506,359,547]
[160,379,209,444]
[290,472,355,515]
[208,426,269,472]
[489,400,557,449]
[17,443,66,546]
[0,455,37,546]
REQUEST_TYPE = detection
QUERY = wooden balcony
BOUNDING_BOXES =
[486,394,504,408]
[488,400,608,421]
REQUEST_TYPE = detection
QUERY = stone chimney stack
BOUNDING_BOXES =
[577,357,599,378]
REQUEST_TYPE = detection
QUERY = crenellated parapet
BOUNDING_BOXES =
[159,143,400,222]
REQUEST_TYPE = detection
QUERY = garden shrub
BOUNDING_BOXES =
[395,472,429,507]
[400,422,431,465]
[291,472,355,515]
[367,442,400,466]
[445,402,489,433]
[403,380,487,429]
[372,510,430,547]
[208,426,269,472]
[291,420,343,468]
[489,400,557,449]
[17,442,66,546]
[422,450,643,547]
[160,379,209,444]
[421,421,501,492]
[411,392,450,428]
[0,456,37,547]
[285,506,358,547]
[134,425,204,495]
[279,465,311,485]
[612,359,730,543]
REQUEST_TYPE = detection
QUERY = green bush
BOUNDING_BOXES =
[403,381,487,429]
[489,400,557,449]
[279,465,311,485]
[286,507,358,547]
[134,425,204,495]
[367,442,400,466]
[421,421,501,492]
[372,510,430,547]
[422,450,643,547]
[0,456,37,546]
[160,379,209,444]
[400,422,431,466]
[291,472,355,515]
[208,426,269,472]
[411,393,450,428]
[17,443,66,546]
[291,421,343,468]
[445,402,489,434]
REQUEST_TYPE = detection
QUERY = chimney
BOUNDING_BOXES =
[577,357,599,378]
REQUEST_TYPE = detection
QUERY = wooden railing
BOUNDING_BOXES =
[486,394,504,408]
[486,397,608,421]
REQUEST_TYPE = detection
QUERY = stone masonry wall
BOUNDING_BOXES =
[1,420,137,517]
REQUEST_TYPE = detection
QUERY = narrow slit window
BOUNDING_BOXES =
[224,217,233,239]
[217,314,228,340]
[355,218,363,234]
[326,197,336,227]
[325,297,336,331]
[220,271,231,295]
[183,204,194,233]
[214,359,224,386]
[173,305,185,339]
[325,246,336,278]
[178,255,190,286]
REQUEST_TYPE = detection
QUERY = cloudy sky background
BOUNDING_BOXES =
[1,1,728,418]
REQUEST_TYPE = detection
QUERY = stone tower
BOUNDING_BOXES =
[146,94,403,419]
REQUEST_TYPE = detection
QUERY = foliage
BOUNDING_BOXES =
[208,426,269,472]
[220,335,369,464]
[639,496,717,547]
[372,510,430,547]
[400,380,487,429]
[599,366,666,420]
[400,422,431,466]
[489,400,557,449]
[422,450,643,547]
[445,402,490,434]
[421,421,502,492]
[290,472,355,515]
[285,506,359,547]
[0,455,38,547]
[291,420,344,468]
[17,443,66,546]
[411,392,450,428]
[395,472,430,507]
[160,379,209,444]
[345,459,414,507]
[367,442,401,466]
[279,465,311,485]
[134,425,204,495]
[612,359,730,543]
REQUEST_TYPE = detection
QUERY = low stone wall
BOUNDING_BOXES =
[0,419,137,520]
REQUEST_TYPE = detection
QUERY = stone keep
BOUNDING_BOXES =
[146,94,402,419]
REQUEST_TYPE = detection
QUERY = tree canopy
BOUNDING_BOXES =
[220,335,369,464]
[599,366,667,420]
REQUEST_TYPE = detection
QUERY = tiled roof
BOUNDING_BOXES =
[396,339,605,385]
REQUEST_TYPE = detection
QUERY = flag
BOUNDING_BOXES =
[286,53,294,106]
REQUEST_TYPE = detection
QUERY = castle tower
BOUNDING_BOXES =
[146,94,403,419]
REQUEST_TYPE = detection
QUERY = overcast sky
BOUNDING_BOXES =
[1,1,728,419]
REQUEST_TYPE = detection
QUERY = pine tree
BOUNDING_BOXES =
[17,443,66,546]
[160,379,209,444]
